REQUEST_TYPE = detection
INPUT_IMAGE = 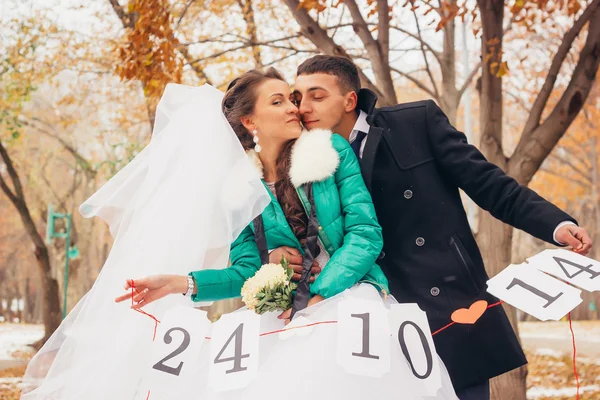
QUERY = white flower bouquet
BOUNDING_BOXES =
[241,257,298,314]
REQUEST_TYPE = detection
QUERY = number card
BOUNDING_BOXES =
[486,263,582,321]
[336,297,391,377]
[527,249,600,292]
[388,303,442,397]
[208,310,260,392]
[143,305,211,397]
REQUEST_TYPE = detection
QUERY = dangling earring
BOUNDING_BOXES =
[252,129,262,153]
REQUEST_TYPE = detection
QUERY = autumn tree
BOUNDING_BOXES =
[0,18,63,344]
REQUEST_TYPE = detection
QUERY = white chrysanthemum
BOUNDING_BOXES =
[241,263,289,310]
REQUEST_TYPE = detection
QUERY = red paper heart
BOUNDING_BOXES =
[451,300,488,324]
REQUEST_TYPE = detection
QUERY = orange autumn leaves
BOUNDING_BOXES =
[116,0,183,100]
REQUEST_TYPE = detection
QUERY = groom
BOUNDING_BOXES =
[269,55,592,399]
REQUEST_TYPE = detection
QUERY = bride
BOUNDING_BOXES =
[21,68,458,399]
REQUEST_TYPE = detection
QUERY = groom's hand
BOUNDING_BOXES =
[268,246,321,282]
[555,225,592,255]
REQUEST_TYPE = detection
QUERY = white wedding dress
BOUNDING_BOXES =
[20,84,457,400]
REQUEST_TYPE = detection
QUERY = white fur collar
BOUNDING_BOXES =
[246,129,339,188]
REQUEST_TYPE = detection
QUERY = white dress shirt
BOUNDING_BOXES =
[348,110,370,159]
[347,110,575,244]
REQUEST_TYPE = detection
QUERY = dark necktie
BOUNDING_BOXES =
[350,131,367,158]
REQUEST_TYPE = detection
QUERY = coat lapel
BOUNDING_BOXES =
[360,126,383,192]
[356,88,382,192]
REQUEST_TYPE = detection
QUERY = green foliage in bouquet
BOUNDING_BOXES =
[254,257,298,315]
[241,256,298,315]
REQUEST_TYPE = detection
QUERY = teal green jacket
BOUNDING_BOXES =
[191,129,388,302]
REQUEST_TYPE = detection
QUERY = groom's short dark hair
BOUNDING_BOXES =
[297,55,361,94]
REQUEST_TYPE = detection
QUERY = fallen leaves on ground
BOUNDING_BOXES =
[526,349,600,399]
[0,366,27,400]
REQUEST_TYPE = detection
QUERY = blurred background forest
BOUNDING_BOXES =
[1,0,599,399]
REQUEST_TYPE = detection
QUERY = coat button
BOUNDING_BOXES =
[404,190,413,199]
[430,287,440,296]
[416,237,425,246]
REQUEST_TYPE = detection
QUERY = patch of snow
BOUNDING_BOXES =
[578,356,600,365]
[534,348,565,357]
[0,324,44,360]
[527,385,600,399]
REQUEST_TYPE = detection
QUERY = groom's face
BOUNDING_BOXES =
[293,73,347,132]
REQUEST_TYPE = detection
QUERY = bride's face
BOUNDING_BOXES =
[245,79,302,143]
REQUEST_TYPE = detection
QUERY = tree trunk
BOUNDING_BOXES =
[476,1,527,399]
[281,0,391,104]
[508,5,600,184]
[0,141,62,345]
[478,213,528,399]
[440,1,459,125]
[33,234,62,345]
[237,0,262,67]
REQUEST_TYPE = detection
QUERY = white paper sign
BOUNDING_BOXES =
[336,297,391,377]
[142,305,211,398]
[486,263,582,321]
[208,310,260,392]
[527,249,600,292]
[388,303,442,397]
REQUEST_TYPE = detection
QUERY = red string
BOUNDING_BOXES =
[198,301,507,340]
[431,321,456,336]
[259,320,338,336]
[568,312,580,400]
[130,280,161,341]
[487,300,504,308]
[431,300,504,336]
[201,320,339,340]
[145,390,150,400]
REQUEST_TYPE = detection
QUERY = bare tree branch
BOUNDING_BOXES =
[0,169,20,207]
[539,167,591,189]
[331,5,346,40]
[555,143,594,170]
[175,0,196,29]
[183,33,302,47]
[505,89,532,113]
[177,44,213,84]
[389,26,441,64]
[457,61,481,98]
[187,42,317,65]
[547,153,592,184]
[0,141,25,202]
[20,118,96,177]
[522,0,600,134]
[413,10,440,99]
[390,67,438,99]
[262,51,303,67]
[107,0,134,28]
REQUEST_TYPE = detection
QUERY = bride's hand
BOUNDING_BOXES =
[114,275,189,309]
[277,295,325,325]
